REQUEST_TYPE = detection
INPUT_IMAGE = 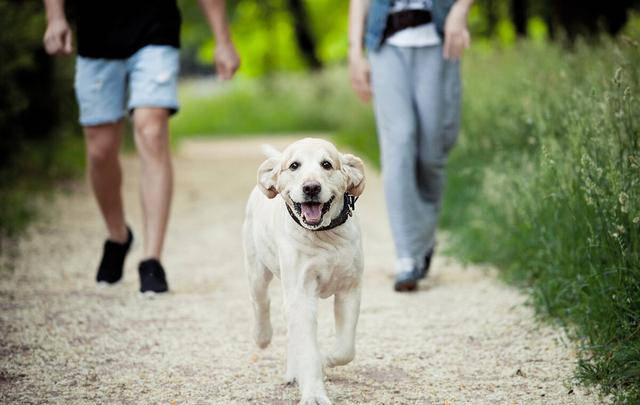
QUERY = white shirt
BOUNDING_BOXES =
[386,0,441,48]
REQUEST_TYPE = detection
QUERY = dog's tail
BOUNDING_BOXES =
[261,144,281,158]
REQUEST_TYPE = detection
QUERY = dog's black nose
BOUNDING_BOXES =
[302,181,321,197]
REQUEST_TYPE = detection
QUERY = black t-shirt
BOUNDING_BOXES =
[72,0,181,59]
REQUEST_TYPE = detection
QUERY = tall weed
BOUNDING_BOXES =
[439,37,640,403]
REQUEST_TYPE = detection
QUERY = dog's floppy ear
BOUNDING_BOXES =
[341,153,366,196]
[258,157,280,199]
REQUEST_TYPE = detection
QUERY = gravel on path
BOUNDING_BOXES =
[0,137,601,404]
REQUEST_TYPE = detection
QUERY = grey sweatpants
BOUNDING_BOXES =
[369,43,461,265]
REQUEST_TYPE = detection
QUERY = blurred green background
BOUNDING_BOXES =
[1,0,640,403]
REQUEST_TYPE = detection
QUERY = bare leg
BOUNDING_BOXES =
[324,287,361,368]
[84,121,128,243]
[132,108,173,260]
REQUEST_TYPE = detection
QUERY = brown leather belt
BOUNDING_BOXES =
[382,9,433,41]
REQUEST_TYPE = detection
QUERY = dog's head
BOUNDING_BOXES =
[257,138,365,230]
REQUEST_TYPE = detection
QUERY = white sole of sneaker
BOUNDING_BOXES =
[96,281,118,289]
[139,291,157,299]
[138,290,169,299]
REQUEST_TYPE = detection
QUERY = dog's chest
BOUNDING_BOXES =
[303,241,361,298]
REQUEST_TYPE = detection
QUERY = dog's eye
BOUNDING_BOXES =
[289,161,300,171]
[321,161,333,170]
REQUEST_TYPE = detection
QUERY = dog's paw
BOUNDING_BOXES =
[299,395,331,405]
[321,352,333,368]
[253,322,272,349]
[322,347,355,368]
[322,352,336,368]
[284,370,297,386]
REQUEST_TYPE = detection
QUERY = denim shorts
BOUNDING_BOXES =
[74,45,180,126]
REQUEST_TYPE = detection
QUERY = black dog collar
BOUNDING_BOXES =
[286,194,358,232]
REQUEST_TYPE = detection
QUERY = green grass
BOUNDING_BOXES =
[171,69,374,139]
[170,33,640,403]
[441,38,640,403]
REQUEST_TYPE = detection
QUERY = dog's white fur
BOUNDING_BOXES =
[243,138,365,405]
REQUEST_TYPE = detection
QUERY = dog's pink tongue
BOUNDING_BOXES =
[301,203,322,223]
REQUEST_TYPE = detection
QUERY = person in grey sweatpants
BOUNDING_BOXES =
[348,0,473,291]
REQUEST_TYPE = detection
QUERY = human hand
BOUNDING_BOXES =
[43,18,73,56]
[215,40,240,80]
[349,53,372,102]
[443,1,471,61]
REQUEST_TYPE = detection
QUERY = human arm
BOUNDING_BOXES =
[198,0,240,80]
[348,0,372,102]
[443,0,473,61]
[43,0,73,55]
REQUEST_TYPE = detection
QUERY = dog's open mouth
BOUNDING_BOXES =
[294,196,335,226]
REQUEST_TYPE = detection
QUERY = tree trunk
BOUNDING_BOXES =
[603,2,629,36]
[511,0,527,37]
[486,0,498,37]
[286,0,322,70]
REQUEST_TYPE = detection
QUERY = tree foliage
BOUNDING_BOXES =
[177,0,640,77]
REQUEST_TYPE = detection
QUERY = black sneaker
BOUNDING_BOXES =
[96,227,133,284]
[138,259,169,293]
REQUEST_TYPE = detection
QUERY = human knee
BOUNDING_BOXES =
[134,112,169,156]
[85,130,119,167]
[134,121,167,152]
[380,122,416,150]
[418,151,446,172]
[380,130,417,170]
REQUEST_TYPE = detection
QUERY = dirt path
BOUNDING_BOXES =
[1,137,600,404]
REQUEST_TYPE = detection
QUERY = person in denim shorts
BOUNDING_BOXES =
[43,0,240,293]
[348,0,473,291]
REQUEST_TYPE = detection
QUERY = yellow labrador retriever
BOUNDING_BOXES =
[243,138,365,405]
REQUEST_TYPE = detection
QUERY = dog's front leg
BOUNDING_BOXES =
[248,266,273,349]
[324,286,361,368]
[284,287,331,405]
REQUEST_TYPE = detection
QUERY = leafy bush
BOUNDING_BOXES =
[0,1,82,242]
